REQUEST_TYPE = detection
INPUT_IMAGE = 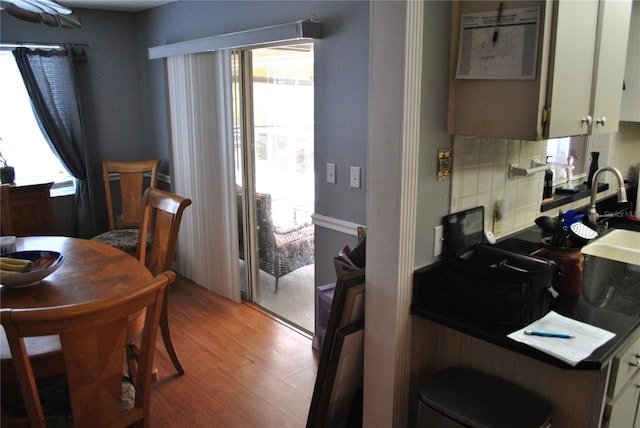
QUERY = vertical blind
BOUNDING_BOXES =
[166,51,241,301]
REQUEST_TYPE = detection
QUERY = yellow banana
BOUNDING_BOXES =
[1,269,20,275]
[0,257,31,266]
[0,257,33,272]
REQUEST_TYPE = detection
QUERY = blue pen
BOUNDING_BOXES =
[524,330,574,339]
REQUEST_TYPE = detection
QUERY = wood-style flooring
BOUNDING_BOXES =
[149,275,318,427]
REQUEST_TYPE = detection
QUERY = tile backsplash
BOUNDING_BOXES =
[450,121,640,239]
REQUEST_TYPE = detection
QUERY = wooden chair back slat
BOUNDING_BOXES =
[137,188,192,276]
[102,160,160,231]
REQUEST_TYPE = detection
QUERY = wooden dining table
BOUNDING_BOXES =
[1,235,153,384]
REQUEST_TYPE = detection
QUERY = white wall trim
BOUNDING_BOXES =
[364,0,423,426]
[158,172,170,185]
[392,0,423,423]
[311,213,364,236]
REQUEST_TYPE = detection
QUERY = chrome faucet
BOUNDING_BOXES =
[586,166,628,224]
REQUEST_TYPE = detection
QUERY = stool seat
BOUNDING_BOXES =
[418,367,551,428]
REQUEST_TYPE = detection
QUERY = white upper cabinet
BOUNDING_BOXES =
[589,0,634,133]
[544,1,598,137]
[620,0,640,122]
[448,0,633,140]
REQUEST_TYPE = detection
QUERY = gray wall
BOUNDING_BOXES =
[414,1,453,266]
[1,1,369,286]
[137,1,370,285]
[1,10,152,165]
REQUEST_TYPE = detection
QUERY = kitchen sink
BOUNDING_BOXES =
[581,229,640,310]
[582,229,640,266]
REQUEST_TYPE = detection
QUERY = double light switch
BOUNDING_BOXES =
[326,163,361,188]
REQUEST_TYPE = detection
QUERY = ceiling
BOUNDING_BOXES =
[58,0,177,12]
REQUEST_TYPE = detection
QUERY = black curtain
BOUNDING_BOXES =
[13,47,101,238]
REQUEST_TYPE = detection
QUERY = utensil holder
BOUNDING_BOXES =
[540,240,584,295]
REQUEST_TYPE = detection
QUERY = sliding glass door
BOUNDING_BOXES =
[233,43,315,333]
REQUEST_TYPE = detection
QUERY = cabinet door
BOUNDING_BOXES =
[606,370,640,428]
[620,0,639,122]
[590,0,633,134]
[7,183,55,237]
[545,1,598,138]
[609,332,640,399]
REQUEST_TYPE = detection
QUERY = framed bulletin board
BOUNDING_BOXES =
[456,5,541,80]
[307,269,365,428]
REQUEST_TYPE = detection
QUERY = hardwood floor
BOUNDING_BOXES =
[149,275,318,427]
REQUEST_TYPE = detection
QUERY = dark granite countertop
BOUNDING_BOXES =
[412,214,640,371]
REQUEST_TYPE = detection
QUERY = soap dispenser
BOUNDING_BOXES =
[543,169,553,202]
[542,156,553,202]
[587,151,600,188]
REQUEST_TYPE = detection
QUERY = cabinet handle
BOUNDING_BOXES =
[630,359,640,367]
[581,116,593,126]
[596,117,607,126]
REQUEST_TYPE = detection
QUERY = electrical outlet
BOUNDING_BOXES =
[434,225,443,257]
[493,218,502,234]
[437,148,451,181]
[327,163,336,184]
[350,166,360,188]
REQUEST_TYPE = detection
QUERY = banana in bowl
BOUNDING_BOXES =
[0,251,64,287]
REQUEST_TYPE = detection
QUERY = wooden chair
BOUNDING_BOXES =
[1,271,174,428]
[135,187,192,376]
[92,160,160,255]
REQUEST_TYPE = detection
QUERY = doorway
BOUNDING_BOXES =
[233,43,315,333]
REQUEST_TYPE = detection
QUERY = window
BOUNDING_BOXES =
[545,136,588,185]
[0,51,74,195]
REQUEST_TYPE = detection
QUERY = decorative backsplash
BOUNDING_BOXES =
[450,122,640,239]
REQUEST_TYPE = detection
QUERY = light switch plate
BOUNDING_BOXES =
[350,166,361,188]
[327,163,336,184]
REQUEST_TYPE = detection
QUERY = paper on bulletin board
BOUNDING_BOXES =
[456,6,541,80]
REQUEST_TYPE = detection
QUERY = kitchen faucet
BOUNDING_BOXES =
[586,166,628,225]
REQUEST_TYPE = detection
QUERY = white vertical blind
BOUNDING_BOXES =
[166,51,241,302]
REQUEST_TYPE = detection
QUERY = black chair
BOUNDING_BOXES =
[238,190,314,292]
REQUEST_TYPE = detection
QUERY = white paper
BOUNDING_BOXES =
[456,6,540,80]
[507,311,616,366]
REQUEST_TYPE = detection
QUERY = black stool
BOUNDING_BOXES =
[417,367,551,428]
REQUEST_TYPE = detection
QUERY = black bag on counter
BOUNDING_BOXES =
[444,244,558,327]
